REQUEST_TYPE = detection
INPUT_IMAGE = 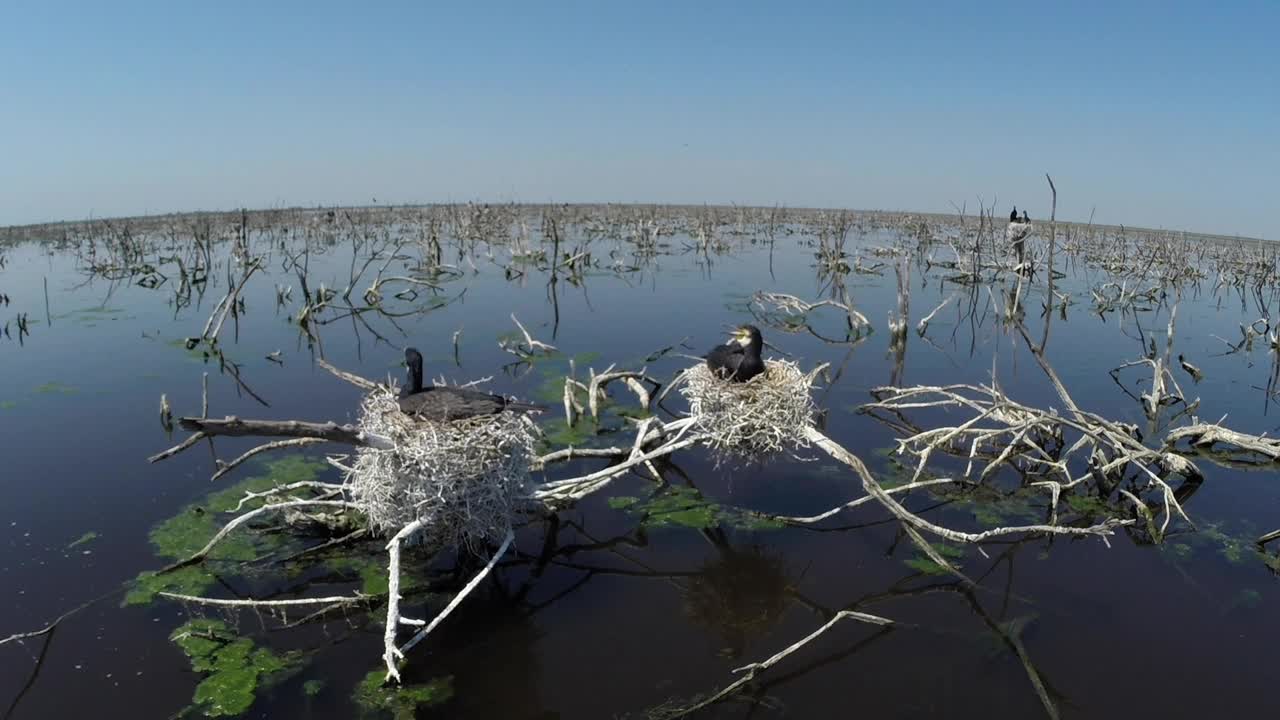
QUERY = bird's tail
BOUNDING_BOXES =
[507,401,548,414]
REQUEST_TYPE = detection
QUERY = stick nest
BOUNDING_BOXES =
[680,360,819,461]
[347,387,538,554]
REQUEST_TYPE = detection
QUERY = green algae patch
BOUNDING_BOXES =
[1161,521,1277,573]
[613,404,652,420]
[33,381,78,395]
[359,561,390,596]
[903,556,951,575]
[124,566,217,606]
[903,541,966,575]
[607,496,640,511]
[534,372,587,407]
[125,454,330,606]
[613,486,784,532]
[354,670,453,719]
[171,619,300,717]
[538,418,598,449]
[302,679,326,697]
[1063,493,1112,517]
[325,549,427,601]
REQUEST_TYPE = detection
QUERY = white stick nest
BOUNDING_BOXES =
[346,387,538,555]
[680,360,819,461]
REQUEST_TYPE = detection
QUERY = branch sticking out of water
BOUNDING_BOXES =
[172,416,394,450]
[500,313,557,358]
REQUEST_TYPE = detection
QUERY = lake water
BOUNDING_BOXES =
[1,208,1277,719]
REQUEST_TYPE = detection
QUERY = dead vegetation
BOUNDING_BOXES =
[5,194,1280,718]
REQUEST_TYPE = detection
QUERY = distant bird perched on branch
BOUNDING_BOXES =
[397,347,544,421]
[705,325,766,382]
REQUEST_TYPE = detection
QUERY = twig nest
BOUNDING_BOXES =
[680,359,819,461]
[1006,221,1033,243]
[347,387,537,555]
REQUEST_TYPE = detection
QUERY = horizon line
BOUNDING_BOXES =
[1,202,1269,244]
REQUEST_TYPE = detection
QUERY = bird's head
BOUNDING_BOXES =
[730,325,763,348]
[404,347,423,371]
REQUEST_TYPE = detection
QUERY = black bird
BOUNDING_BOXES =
[1021,210,1030,223]
[397,348,544,421]
[1009,206,1019,223]
[704,325,766,382]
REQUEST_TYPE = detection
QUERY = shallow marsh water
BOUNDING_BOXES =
[1,211,1278,719]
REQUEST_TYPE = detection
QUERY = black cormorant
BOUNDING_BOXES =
[1009,207,1019,223]
[1021,210,1029,223]
[704,325,766,382]
[398,348,544,421]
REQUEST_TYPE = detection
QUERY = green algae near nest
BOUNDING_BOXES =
[170,619,300,717]
[302,679,326,697]
[610,485,784,531]
[353,670,453,719]
[903,541,967,575]
[325,554,396,597]
[124,454,330,605]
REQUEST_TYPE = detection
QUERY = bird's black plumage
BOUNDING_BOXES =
[704,325,765,382]
[1009,207,1019,223]
[1021,210,1029,223]
[397,348,544,421]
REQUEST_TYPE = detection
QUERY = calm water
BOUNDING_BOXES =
[1,213,1278,719]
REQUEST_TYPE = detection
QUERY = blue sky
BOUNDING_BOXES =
[2,1,1277,237]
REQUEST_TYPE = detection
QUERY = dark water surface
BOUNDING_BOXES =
[1,212,1278,719]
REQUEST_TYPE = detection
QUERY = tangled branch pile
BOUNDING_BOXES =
[346,387,538,554]
[680,360,820,461]
[863,383,1198,538]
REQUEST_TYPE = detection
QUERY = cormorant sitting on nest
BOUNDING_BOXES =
[398,348,544,421]
[1021,209,1030,223]
[704,325,765,382]
[1009,207,1018,223]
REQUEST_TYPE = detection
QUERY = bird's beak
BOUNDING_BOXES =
[730,328,749,345]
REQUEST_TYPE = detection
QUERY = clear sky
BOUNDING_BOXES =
[2,1,1277,237]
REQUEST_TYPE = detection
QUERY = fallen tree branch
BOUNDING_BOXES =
[803,426,1134,544]
[171,416,393,450]
[212,438,328,482]
[160,499,359,573]
[147,431,209,463]
[317,358,382,392]
[1165,424,1280,461]
[662,609,892,718]
[158,591,368,608]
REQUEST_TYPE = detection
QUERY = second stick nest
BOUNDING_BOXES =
[680,359,820,461]
[346,387,538,555]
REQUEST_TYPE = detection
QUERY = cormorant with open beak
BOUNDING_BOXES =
[704,325,766,382]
